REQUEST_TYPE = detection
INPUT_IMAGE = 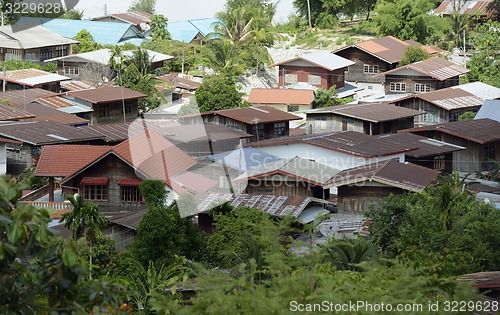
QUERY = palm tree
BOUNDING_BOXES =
[212,5,254,44]
[109,45,128,72]
[322,237,375,271]
[131,47,153,76]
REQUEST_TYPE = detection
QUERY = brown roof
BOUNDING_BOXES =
[0,88,57,106]
[202,105,302,125]
[402,118,500,144]
[35,144,110,177]
[156,73,201,91]
[164,123,253,143]
[333,36,440,64]
[434,0,497,16]
[66,86,147,104]
[248,88,314,105]
[249,131,418,158]
[324,160,440,191]
[459,271,500,289]
[60,80,96,92]
[36,95,76,109]
[0,103,35,120]
[373,57,469,80]
[377,132,465,158]
[19,102,89,126]
[110,11,152,25]
[394,88,484,111]
[0,69,70,86]
[0,121,103,145]
[107,209,148,230]
[309,102,424,122]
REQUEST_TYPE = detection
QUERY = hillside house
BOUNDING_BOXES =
[402,118,500,172]
[270,51,355,90]
[391,82,500,126]
[305,102,424,135]
[373,57,469,94]
[324,160,439,213]
[247,88,315,112]
[180,106,302,142]
[0,24,77,63]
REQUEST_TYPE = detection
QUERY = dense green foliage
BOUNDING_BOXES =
[0,59,56,73]
[73,29,101,54]
[18,167,47,190]
[313,86,354,107]
[367,173,500,277]
[194,75,246,112]
[399,46,431,66]
[458,111,476,121]
[466,21,500,87]
[60,9,84,20]
[128,0,156,14]
[150,14,171,42]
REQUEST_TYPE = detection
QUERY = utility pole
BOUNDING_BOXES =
[463,28,466,68]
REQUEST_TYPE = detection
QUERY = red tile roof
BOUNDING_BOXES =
[248,88,314,105]
[202,105,302,125]
[117,178,142,186]
[80,177,109,185]
[373,57,469,81]
[66,86,147,104]
[35,144,111,177]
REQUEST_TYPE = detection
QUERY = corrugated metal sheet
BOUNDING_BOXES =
[0,103,34,121]
[0,24,78,49]
[205,105,302,125]
[248,88,314,105]
[434,0,496,16]
[0,88,56,106]
[0,69,70,87]
[207,147,282,172]
[270,50,355,71]
[174,171,217,193]
[21,102,90,126]
[66,86,147,104]
[80,177,109,185]
[110,11,152,25]
[377,133,465,158]
[475,99,500,122]
[309,102,424,122]
[453,82,500,101]
[413,87,484,110]
[61,80,96,92]
[374,56,469,80]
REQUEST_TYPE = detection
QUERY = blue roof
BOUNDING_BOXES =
[207,147,282,172]
[16,17,145,46]
[475,99,500,122]
[168,18,218,43]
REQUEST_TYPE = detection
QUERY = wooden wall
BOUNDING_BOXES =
[334,47,392,83]
[337,184,405,213]
[277,65,345,89]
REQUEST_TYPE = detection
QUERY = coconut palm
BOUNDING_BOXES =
[321,237,376,271]
[109,45,128,72]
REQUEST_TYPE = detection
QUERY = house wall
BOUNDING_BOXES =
[306,113,414,135]
[56,61,114,83]
[6,143,37,175]
[249,103,312,113]
[102,224,136,250]
[0,45,71,63]
[245,177,326,199]
[277,65,345,89]
[337,183,404,213]
[0,144,7,175]
[64,154,146,212]
[406,152,454,173]
[383,73,460,94]
[255,143,405,170]
[201,115,290,140]
[91,101,139,125]
[334,47,393,84]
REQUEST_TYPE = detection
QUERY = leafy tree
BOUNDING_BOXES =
[73,29,101,53]
[18,167,47,190]
[313,85,354,108]
[373,0,451,44]
[466,21,500,87]
[131,47,152,75]
[117,63,163,111]
[150,14,171,41]
[458,111,476,121]
[128,0,156,14]
[206,37,246,75]
[178,100,200,116]
[0,60,57,73]
[194,75,246,112]
[399,46,431,66]
[60,9,84,20]
[60,194,109,241]
[320,237,376,271]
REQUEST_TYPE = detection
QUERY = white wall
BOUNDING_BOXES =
[0,144,6,175]
[253,143,405,171]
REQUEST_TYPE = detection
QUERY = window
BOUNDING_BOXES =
[274,122,286,137]
[390,82,406,92]
[424,109,439,123]
[415,83,431,93]
[284,73,298,84]
[120,186,143,202]
[40,47,52,61]
[122,102,133,114]
[308,75,321,85]
[485,144,496,160]
[225,124,241,131]
[363,64,379,74]
[315,116,327,130]
[55,46,67,58]
[64,66,79,75]
[99,106,110,118]
[434,155,445,170]
[287,105,299,112]
[253,187,273,194]
[25,53,36,61]
[83,185,108,201]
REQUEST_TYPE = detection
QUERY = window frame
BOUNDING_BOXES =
[82,184,108,201]
[390,82,407,92]
[363,64,379,74]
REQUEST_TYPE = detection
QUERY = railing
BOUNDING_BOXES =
[20,185,52,201]
[21,202,73,218]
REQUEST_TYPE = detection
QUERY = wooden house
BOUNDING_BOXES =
[391,82,500,127]
[433,0,499,21]
[402,118,500,172]
[269,51,355,90]
[247,88,315,112]
[305,102,424,135]
[180,106,302,142]
[0,24,77,63]
[373,57,469,95]
[324,160,439,213]
[0,69,71,92]
[332,36,442,92]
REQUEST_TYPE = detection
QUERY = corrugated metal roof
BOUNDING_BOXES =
[202,105,302,125]
[403,118,500,144]
[250,131,418,158]
[0,24,78,49]
[333,36,440,64]
[374,56,469,81]
[168,18,218,43]
[157,73,201,91]
[307,102,424,123]
[107,209,148,230]
[174,171,217,193]
[0,121,103,145]
[110,11,152,25]
[17,17,145,46]
[20,102,90,126]
[248,88,314,105]
[46,49,173,65]
[0,103,35,121]
[0,69,70,87]
[60,80,96,92]
[66,86,146,104]
[235,156,340,185]
[207,147,282,172]
[0,88,57,106]
[270,50,355,71]
[377,132,465,158]
[324,160,439,191]
[453,82,500,100]
[188,18,219,36]
[164,123,253,143]
[475,100,500,122]
[434,0,496,16]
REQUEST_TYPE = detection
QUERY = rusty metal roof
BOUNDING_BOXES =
[333,36,440,64]
[109,11,152,25]
[248,88,314,105]
[0,69,70,87]
[324,160,440,191]
[60,80,96,92]
[373,56,469,81]
[0,88,57,106]
[403,118,500,144]
[459,271,500,289]
[230,194,324,217]
[157,73,201,91]
[20,102,89,126]
[0,121,103,145]
[203,105,302,125]
[0,103,34,121]
[250,131,418,158]
[434,0,497,16]
[66,86,147,104]
[308,102,424,122]
[399,87,484,110]
[377,132,465,157]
